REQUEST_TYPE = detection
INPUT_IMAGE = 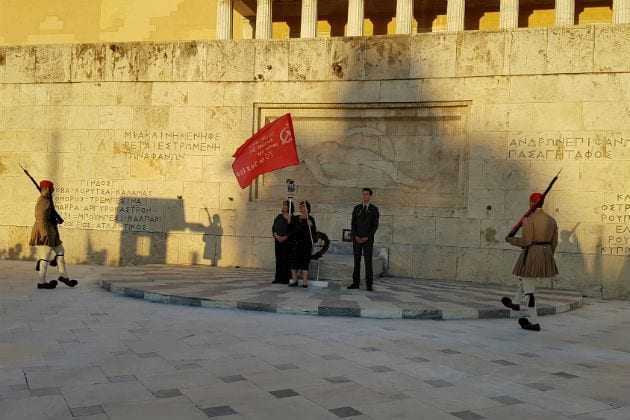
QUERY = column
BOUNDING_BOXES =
[555,0,575,26]
[216,0,233,40]
[346,0,364,36]
[446,0,465,32]
[614,0,630,24]
[255,0,273,39]
[499,0,519,30]
[396,0,414,34]
[300,0,318,38]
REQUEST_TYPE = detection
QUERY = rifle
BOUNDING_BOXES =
[507,169,561,238]
[19,164,64,225]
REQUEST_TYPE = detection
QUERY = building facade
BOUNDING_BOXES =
[1,0,630,298]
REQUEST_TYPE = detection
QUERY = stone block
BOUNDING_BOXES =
[468,103,509,132]
[412,245,459,280]
[550,191,603,224]
[219,182,250,211]
[254,40,289,82]
[105,43,139,81]
[388,243,413,276]
[67,106,101,129]
[410,32,457,78]
[207,40,255,81]
[506,28,548,75]
[578,161,630,192]
[2,46,36,83]
[462,76,510,104]
[546,26,594,74]
[583,101,630,130]
[169,106,204,131]
[131,106,170,130]
[392,215,436,245]
[329,37,366,80]
[136,43,173,81]
[594,24,630,73]
[457,248,512,283]
[35,45,72,83]
[150,82,189,106]
[507,102,583,131]
[99,106,133,129]
[379,80,421,102]
[288,38,331,81]
[71,44,107,82]
[365,35,411,80]
[186,82,224,107]
[173,41,206,81]
[479,219,512,250]
[437,217,481,248]
[456,31,506,77]
[420,77,466,102]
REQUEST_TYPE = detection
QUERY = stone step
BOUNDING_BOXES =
[309,253,385,286]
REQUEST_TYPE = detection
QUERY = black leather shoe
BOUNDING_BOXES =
[366,286,373,292]
[518,317,541,332]
[58,277,78,287]
[288,282,298,287]
[272,280,282,284]
[347,284,359,290]
[37,281,57,290]
[501,297,520,311]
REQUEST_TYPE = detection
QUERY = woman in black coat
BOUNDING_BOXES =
[288,200,316,288]
[272,201,292,284]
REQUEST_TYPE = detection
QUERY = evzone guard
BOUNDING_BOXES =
[502,171,561,331]
[22,166,78,289]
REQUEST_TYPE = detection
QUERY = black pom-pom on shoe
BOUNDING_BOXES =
[58,277,78,287]
[518,317,541,332]
[501,297,520,311]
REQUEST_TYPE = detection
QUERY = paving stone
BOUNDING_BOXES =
[273,363,299,371]
[489,395,523,405]
[491,359,517,366]
[552,371,580,379]
[425,379,454,388]
[324,376,352,384]
[450,410,485,420]
[202,405,238,417]
[70,404,105,417]
[269,388,300,398]
[407,356,430,363]
[368,365,394,373]
[30,387,62,397]
[321,354,344,360]
[107,375,138,383]
[525,382,555,391]
[153,388,183,398]
[330,406,363,418]
[220,375,246,383]
[440,349,462,355]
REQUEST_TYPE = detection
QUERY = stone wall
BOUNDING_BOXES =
[2,25,630,298]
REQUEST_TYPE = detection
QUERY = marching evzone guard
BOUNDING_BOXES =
[502,192,558,331]
[29,180,78,289]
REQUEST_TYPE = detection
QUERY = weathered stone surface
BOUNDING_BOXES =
[365,35,411,80]
[254,40,289,82]
[72,44,106,82]
[329,37,366,80]
[288,38,330,81]
[173,41,206,81]
[456,31,506,77]
[34,45,72,83]
[594,25,630,73]
[105,43,139,81]
[206,40,255,81]
[136,43,173,81]
[506,28,547,75]
[410,32,457,78]
[2,46,36,83]
[546,26,595,74]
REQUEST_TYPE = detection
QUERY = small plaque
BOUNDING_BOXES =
[342,229,352,242]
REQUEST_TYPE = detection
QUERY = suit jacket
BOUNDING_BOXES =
[351,203,379,241]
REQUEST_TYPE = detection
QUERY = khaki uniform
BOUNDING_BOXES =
[507,208,559,324]
[29,192,62,247]
[29,189,67,284]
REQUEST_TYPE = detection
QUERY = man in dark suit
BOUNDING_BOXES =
[348,188,379,291]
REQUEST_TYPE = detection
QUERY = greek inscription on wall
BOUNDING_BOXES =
[507,134,630,161]
[600,193,630,256]
[54,179,167,232]
[119,130,221,161]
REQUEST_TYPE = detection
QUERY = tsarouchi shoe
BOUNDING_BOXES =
[58,277,78,287]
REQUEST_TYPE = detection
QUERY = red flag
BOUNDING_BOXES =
[232,113,300,189]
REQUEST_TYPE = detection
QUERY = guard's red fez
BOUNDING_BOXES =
[40,180,54,190]
[529,192,543,204]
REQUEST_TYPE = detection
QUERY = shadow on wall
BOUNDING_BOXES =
[115,197,223,266]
